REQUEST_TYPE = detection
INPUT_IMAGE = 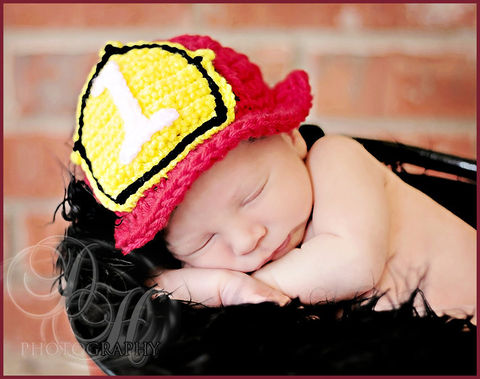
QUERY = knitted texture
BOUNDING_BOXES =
[71,35,312,254]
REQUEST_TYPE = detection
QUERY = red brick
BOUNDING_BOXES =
[201,4,341,28]
[4,4,193,28]
[25,213,68,247]
[334,4,410,29]
[312,55,371,116]
[399,163,467,181]
[6,4,472,30]
[23,213,68,277]
[4,134,72,198]
[4,291,76,346]
[342,4,476,29]
[373,131,476,159]
[402,4,476,29]
[382,54,476,117]
[22,244,59,288]
[243,44,295,86]
[14,53,98,117]
[200,4,475,30]
[4,213,11,255]
[312,53,476,118]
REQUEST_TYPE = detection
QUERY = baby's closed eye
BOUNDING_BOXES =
[241,176,268,206]
[173,233,217,258]
[195,233,216,252]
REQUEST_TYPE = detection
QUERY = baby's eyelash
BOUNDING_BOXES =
[194,234,215,253]
[242,177,268,205]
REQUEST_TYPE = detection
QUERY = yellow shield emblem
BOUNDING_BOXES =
[71,41,236,212]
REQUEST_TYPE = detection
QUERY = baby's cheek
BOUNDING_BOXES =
[281,177,311,216]
[278,191,310,223]
[184,245,231,270]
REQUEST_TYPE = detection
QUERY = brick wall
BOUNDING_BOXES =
[3,4,476,375]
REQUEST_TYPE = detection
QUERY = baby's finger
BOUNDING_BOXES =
[220,274,291,306]
[242,290,291,307]
[148,268,226,306]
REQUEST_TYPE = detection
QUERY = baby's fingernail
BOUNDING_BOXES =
[276,295,291,306]
[258,293,291,306]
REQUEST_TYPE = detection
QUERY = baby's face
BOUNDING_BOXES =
[165,131,313,272]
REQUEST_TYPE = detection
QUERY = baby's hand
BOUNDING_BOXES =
[252,234,382,304]
[148,267,291,307]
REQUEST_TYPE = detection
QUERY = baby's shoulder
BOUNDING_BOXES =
[306,134,378,177]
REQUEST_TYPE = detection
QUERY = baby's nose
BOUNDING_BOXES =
[231,223,266,256]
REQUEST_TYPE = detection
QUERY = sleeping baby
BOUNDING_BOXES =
[69,35,476,321]
[154,129,476,319]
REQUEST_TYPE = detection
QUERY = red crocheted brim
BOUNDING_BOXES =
[110,35,313,254]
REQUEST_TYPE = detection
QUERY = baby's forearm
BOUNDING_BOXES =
[150,267,290,306]
[252,233,385,304]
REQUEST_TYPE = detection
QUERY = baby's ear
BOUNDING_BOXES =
[283,129,307,159]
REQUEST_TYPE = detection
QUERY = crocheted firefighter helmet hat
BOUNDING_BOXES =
[71,35,312,254]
